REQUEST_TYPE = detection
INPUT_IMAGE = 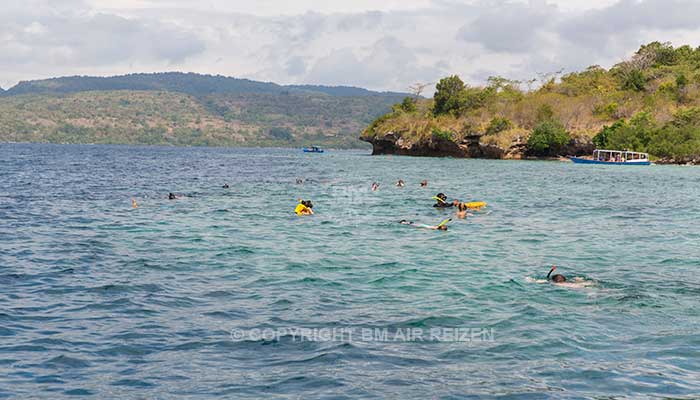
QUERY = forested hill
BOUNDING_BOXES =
[361,41,700,163]
[0,73,408,148]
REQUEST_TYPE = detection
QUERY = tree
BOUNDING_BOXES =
[408,82,432,99]
[433,75,466,116]
[621,69,646,91]
[593,112,655,151]
[485,116,513,135]
[268,127,293,141]
[399,97,417,112]
[527,119,570,156]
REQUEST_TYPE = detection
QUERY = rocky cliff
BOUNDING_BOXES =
[361,130,594,160]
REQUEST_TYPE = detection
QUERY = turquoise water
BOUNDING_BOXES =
[1,143,700,398]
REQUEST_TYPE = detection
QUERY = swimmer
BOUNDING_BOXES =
[526,266,594,288]
[432,193,453,208]
[455,201,470,219]
[168,192,177,200]
[131,198,138,209]
[371,182,380,191]
[396,179,405,187]
[420,180,428,187]
[222,184,230,189]
[547,266,566,283]
[295,199,314,215]
[399,218,450,231]
[296,178,303,184]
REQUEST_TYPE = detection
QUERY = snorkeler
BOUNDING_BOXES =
[295,199,314,215]
[547,266,566,283]
[396,179,405,187]
[432,193,453,208]
[399,218,450,231]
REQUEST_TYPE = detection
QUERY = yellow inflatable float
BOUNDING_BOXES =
[465,201,487,210]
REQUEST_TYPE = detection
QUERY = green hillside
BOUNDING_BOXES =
[0,73,407,148]
[362,42,700,162]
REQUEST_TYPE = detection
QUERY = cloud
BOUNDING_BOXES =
[3,0,700,91]
[457,1,558,53]
[0,12,205,68]
[560,0,700,51]
[305,36,446,90]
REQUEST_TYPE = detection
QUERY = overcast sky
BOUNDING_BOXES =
[2,0,700,91]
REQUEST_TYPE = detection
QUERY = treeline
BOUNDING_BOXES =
[363,42,700,161]
[2,72,406,98]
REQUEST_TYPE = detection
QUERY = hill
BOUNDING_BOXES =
[361,42,700,164]
[0,73,408,148]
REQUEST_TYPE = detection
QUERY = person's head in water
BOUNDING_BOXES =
[302,200,313,209]
[222,184,230,189]
[436,225,448,231]
[168,193,176,200]
[433,193,450,207]
[420,180,428,187]
[547,266,567,283]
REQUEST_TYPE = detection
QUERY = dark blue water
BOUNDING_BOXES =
[1,143,700,399]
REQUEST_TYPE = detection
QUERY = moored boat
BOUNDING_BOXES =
[570,149,650,165]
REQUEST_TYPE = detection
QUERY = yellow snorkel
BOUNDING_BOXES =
[432,196,447,204]
[436,218,451,228]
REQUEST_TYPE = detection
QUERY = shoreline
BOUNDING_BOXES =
[3,141,697,165]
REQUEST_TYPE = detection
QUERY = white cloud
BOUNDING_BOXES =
[1,0,700,91]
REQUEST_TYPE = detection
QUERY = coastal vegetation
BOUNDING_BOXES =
[0,73,406,148]
[361,42,700,162]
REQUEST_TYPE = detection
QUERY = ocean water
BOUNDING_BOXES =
[1,143,700,399]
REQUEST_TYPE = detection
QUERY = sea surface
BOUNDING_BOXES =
[1,143,699,399]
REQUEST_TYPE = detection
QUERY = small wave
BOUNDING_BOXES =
[63,388,95,396]
[111,379,156,388]
[42,355,91,369]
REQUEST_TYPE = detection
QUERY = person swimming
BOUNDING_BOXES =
[547,266,566,283]
[396,179,405,187]
[399,218,450,231]
[168,192,177,200]
[296,178,303,184]
[131,199,138,209]
[526,266,593,288]
[433,193,453,208]
[454,201,470,219]
[420,180,428,187]
[295,199,314,215]
[222,184,230,189]
[371,182,380,191]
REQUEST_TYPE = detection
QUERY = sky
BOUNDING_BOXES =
[2,0,700,91]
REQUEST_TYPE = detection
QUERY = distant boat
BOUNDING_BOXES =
[303,146,324,153]
[570,149,650,165]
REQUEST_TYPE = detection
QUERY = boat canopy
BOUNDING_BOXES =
[593,149,648,161]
